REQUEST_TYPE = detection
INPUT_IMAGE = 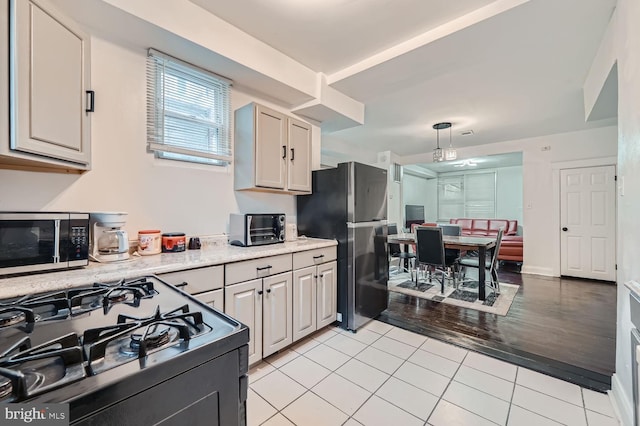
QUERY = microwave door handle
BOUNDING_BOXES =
[53,219,61,263]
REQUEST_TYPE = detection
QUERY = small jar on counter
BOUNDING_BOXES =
[138,230,162,255]
[162,233,186,253]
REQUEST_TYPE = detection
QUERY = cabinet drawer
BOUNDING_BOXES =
[225,254,292,286]
[158,266,223,294]
[292,247,337,270]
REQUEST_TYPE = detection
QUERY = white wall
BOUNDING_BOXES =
[0,36,319,237]
[496,166,523,227]
[611,0,640,424]
[402,173,437,223]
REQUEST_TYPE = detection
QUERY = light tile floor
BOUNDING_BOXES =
[248,321,620,426]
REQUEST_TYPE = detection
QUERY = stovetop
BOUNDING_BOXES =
[0,276,244,404]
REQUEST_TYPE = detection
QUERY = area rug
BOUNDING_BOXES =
[389,274,519,316]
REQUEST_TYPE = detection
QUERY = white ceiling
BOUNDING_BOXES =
[411,151,523,174]
[189,0,618,162]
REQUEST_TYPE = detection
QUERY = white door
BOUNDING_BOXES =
[560,166,616,281]
[225,279,263,365]
[262,272,293,357]
[287,118,311,193]
[316,261,337,329]
[13,0,91,166]
[292,266,316,342]
[255,105,286,190]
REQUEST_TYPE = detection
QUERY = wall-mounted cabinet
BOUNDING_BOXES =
[0,0,92,173]
[234,103,311,194]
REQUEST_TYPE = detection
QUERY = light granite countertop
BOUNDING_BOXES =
[0,238,337,299]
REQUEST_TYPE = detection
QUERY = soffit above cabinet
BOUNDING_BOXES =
[47,0,364,131]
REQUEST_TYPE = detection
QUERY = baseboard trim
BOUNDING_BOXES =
[521,265,555,276]
[612,373,634,426]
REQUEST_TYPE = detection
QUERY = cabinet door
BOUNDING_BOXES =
[262,272,292,357]
[225,279,263,366]
[316,261,337,329]
[287,118,311,193]
[292,266,316,342]
[255,105,286,190]
[193,289,224,312]
[12,0,91,167]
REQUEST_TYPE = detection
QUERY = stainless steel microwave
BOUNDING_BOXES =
[0,212,90,276]
[229,213,285,247]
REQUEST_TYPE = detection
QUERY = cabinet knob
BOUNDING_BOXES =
[257,290,263,296]
[266,289,271,293]
[562,227,568,232]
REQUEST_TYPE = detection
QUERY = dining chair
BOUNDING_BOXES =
[388,223,416,275]
[459,228,504,295]
[415,226,459,293]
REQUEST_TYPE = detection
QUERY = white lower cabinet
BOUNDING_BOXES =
[292,247,338,343]
[225,278,263,366]
[193,289,224,311]
[225,254,294,366]
[261,273,293,357]
[225,273,293,366]
[316,261,338,329]
[158,265,224,312]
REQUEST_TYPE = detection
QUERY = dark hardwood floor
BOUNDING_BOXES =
[377,264,617,392]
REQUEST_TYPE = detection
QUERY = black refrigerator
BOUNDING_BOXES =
[297,162,389,331]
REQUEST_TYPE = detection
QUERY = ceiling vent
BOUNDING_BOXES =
[460,130,474,136]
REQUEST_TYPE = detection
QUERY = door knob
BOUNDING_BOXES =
[562,227,568,231]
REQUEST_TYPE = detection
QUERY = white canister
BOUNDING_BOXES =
[138,230,162,255]
[285,223,298,241]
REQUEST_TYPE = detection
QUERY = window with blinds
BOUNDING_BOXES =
[146,49,232,166]
[437,171,496,220]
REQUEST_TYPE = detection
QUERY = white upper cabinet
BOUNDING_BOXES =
[234,102,311,194]
[1,0,92,172]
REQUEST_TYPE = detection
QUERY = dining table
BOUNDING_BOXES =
[388,233,497,301]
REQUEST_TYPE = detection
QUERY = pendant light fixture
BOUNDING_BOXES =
[433,122,457,162]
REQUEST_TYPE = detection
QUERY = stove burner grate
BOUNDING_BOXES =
[0,334,85,402]
[83,305,209,375]
[69,277,159,315]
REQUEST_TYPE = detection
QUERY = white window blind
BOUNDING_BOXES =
[146,49,232,165]
[437,171,496,220]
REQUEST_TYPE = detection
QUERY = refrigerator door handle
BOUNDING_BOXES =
[347,220,388,228]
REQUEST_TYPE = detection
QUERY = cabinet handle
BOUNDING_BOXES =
[258,290,263,296]
[175,282,188,288]
[85,90,95,113]
[256,265,272,271]
[266,289,271,294]
[290,148,295,161]
[319,274,324,278]
[282,146,287,159]
[313,255,324,260]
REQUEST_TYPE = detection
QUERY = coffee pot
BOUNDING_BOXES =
[89,212,130,262]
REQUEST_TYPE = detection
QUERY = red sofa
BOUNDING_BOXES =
[449,218,523,263]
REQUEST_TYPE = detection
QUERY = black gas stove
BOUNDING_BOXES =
[0,275,249,425]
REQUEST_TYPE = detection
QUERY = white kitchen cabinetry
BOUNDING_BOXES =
[225,254,293,365]
[234,103,311,194]
[292,247,337,342]
[1,0,92,172]
[158,266,224,311]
